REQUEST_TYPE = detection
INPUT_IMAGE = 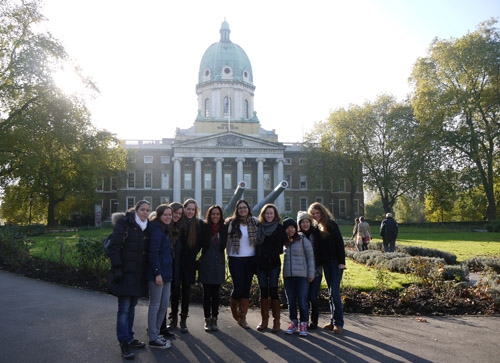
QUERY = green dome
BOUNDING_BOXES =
[198,21,253,84]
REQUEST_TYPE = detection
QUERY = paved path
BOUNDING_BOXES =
[1,270,499,362]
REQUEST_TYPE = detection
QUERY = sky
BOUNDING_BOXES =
[39,0,500,143]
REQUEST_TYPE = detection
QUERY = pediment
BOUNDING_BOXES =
[174,132,283,150]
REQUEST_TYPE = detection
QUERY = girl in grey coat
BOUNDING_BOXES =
[282,218,315,337]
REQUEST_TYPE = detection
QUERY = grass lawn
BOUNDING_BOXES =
[29,226,500,291]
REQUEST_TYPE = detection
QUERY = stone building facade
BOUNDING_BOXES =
[97,21,363,220]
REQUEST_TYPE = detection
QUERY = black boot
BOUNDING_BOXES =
[180,314,188,334]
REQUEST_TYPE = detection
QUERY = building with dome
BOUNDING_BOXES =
[97,21,363,220]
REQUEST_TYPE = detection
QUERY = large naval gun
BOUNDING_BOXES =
[223,181,246,218]
[251,180,288,216]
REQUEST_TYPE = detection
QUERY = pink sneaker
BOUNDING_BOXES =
[285,321,298,334]
[299,322,308,337]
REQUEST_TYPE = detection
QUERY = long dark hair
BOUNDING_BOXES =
[183,198,200,249]
[152,204,172,233]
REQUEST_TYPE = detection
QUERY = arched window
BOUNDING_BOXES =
[204,98,210,117]
[224,96,231,117]
[244,99,249,119]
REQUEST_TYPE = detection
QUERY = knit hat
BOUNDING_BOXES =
[297,211,311,224]
[282,217,298,230]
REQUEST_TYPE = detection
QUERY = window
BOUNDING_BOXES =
[126,197,135,210]
[110,199,118,214]
[283,158,292,165]
[203,197,212,206]
[184,173,192,189]
[263,173,271,189]
[127,172,135,188]
[161,173,169,190]
[161,156,170,164]
[339,199,347,216]
[354,199,360,215]
[144,196,153,206]
[204,173,212,189]
[285,197,292,212]
[144,156,153,164]
[300,197,308,211]
[110,177,117,191]
[300,174,307,189]
[243,173,251,189]
[96,178,104,191]
[144,172,152,189]
[205,98,210,117]
[315,197,324,204]
[338,179,346,192]
[161,196,170,204]
[284,173,292,188]
[127,154,136,163]
[224,173,232,189]
[299,158,306,165]
[224,96,231,117]
[244,99,249,119]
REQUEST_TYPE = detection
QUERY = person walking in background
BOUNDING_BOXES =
[282,217,315,337]
[380,213,398,252]
[308,202,346,334]
[163,202,184,335]
[147,204,174,349]
[352,217,361,251]
[107,200,151,360]
[297,211,322,330]
[174,198,202,334]
[226,199,258,329]
[255,203,285,332]
[357,216,371,251]
[198,205,227,332]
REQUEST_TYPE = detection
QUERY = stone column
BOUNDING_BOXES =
[275,158,285,213]
[256,158,265,202]
[235,157,245,184]
[173,157,182,202]
[215,158,224,206]
[194,157,203,204]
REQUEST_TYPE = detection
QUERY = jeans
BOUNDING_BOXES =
[256,265,280,299]
[116,296,138,343]
[383,239,396,252]
[308,273,322,322]
[228,256,256,299]
[147,281,171,341]
[202,284,221,318]
[323,260,344,328]
[284,276,309,323]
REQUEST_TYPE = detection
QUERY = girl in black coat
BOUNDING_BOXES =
[198,205,228,332]
[107,200,151,359]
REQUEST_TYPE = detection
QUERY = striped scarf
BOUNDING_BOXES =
[230,216,258,254]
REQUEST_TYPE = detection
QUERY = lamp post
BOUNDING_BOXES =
[29,194,34,225]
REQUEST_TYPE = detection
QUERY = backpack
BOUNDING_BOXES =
[104,226,128,257]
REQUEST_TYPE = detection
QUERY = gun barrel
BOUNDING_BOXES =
[223,181,246,217]
[251,180,288,215]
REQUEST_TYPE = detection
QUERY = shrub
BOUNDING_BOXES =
[485,220,500,232]
[75,237,110,283]
[0,227,32,266]
[397,245,457,264]
[462,257,500,273]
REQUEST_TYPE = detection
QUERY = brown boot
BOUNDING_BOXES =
[257,298,270,331]
[271,299,281,332]
[230,298,240,321]
[238,298,250,329]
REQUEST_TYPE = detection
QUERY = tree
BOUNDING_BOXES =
[0,1,126,226]
[410,19,500,221]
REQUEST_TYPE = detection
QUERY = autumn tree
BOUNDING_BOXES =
[0,1,126,226]
[410,19,500,221]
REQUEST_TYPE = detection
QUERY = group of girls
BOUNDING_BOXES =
[106,198,346,359]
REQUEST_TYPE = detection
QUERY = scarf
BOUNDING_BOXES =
[211,223,219,246]
[257,220,279,245]
[230,216,258,254]
[135,213,148,231]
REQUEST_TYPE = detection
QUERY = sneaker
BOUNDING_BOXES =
[299,322,308,337]
[149,337,171,349]
[333,325,343,334]
[285,321,298,334]
[120,341,135,360]
[129,339,146,348]
[309,322,318,330]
